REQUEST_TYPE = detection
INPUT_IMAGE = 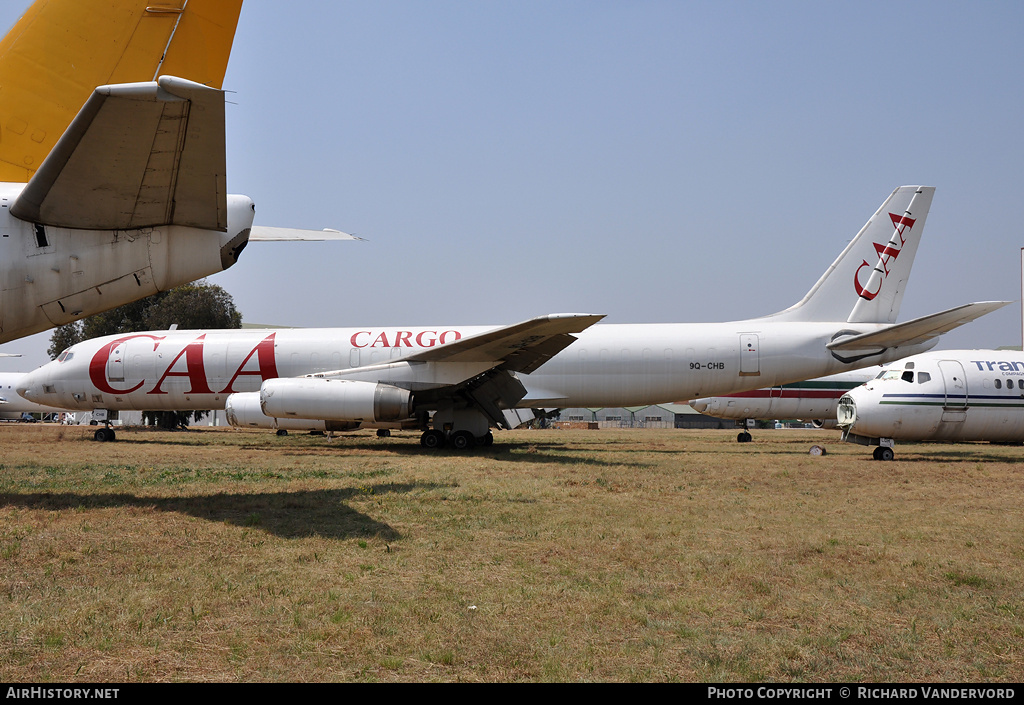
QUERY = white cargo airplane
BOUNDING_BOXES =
[17,186,1010,448]
[689,369,877,442]
[836,350,1024,460]
[0,0,352,345]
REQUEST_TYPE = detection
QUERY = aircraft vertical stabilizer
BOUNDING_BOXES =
[0,0,242,182]
[768,186,934,324]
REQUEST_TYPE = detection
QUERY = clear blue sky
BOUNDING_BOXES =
[3,0,1024,370]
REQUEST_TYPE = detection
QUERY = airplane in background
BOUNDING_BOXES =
[0,0,354,345]
[17,186,1011,448]
[837,350,1024,460]
[0,371,65,420]
[688,369,877,442]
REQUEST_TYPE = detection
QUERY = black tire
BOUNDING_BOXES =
[376,429,391,438]
[879,447,894,461]
[276,429,288,436]
[421,429,445,449]
[450,430,476,451]
[737,432,752,443]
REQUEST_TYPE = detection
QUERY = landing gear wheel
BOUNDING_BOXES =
[737,431,752,443]
[878,447,894,461]
[481,432,494,447]
[94,427,116,442]
[421,429,446,449]
[376,429,391,438]
[276,429,288,436]
[449,430,476,451]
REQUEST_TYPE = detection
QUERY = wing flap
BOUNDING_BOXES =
[827,301,1012,350]
[10,76,226,231]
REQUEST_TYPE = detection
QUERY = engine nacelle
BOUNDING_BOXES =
[260,378,412,423]
[225,392,360,432]
[811,419,838,430]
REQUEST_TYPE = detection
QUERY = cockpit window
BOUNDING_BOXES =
[901,370,914,383]
[879,370,908,381]
[57,350,74,362]
[918,372,931,384]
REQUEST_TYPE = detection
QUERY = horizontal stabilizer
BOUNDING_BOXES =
[11,76,226,231]
[402,313,605,374]
[827,301,1012,351]
[249,227,363,242]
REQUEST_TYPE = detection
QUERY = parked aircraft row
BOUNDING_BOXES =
[0,0,351,347]
[693,347,1024,459]
[0,3,1014,455]
[16,186,1010,448]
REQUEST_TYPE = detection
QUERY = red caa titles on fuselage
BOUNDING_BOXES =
[73,327,469,410]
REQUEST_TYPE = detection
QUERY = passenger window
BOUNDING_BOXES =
[1009,379,1016,390]
[918,372,930,383]
[995,379,1002,389]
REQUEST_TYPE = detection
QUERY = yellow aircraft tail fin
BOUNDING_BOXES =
[0,0,242,182]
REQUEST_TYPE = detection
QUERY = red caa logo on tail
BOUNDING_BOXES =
[853,213,916,301]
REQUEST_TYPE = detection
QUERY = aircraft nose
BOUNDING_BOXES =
[16,367,47,403]
[15,376,34,402]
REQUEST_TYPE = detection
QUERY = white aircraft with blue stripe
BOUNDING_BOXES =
[837,350,1024,460]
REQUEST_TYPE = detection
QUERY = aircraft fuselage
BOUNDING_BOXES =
[838,349,1024,444]
[20,321,936,415]
[0,183,255,344]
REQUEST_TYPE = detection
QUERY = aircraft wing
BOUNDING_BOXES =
[827,301,1012,350]
[306,313,604,429]
[400,313,606,374]
[10,76,226,232]
[249,227,363,242]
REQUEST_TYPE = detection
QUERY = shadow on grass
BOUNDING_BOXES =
[79,433,655,467]
[0,482,443,540]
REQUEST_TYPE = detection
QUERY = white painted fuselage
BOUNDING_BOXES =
[838,350,1024,444]
[18,320,936,415]
[688,369,877,424]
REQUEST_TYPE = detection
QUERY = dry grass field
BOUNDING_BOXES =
[0,423,1021,683]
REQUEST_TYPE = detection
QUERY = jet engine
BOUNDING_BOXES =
[259,378,412,423]
[811,419,838,430]
[225,391,360,432]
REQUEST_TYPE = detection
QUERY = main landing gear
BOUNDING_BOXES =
[420,429,494,450]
